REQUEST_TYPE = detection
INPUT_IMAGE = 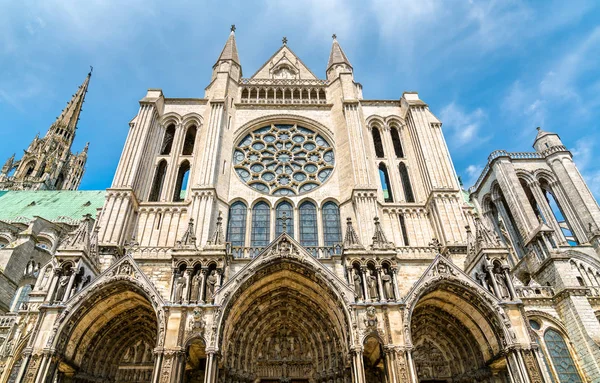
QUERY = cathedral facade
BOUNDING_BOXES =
[0,29,599,383]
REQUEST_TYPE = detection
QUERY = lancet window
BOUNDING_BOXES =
[379,163,393,202]
[399,214,409,245]
[182,125,197,155]
[390,127,404,158]
[275,201,294,238]
[227,201,247,247]
[149,160,167,202]
[372,128,385,158]
[543,329,582,382]
[540,179,578,246]
[161,124,176,155]
[322,201,342,246]
[399,162,415,202]
[173,161,190,202]
[251,202,270,247]
[299,201,318,249]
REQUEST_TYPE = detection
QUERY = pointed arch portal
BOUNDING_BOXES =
[52,280,159,383]
[218,242,351,382]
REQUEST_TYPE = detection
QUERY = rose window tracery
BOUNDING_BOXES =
[233,124,335,196]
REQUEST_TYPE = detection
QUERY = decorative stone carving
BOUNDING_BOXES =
[370,217,394,250]
[205,270,218,302]
[176,218,197,249]
[343,217,364,250]
[364,306,377,328]
[367,269,379,300]
[382,267,394,300]
[206,212,225,246]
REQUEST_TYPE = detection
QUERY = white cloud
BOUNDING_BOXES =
[463,164,485,188]
[572,138,600,199]
[439,102,490,152]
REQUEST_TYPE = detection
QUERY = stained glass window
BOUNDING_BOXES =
[275,201,294,238]
[251,202,271,248]
[299,201,318,249]
[322,202,342,246]
[233,124,334,195]
[544,329,582,383]
[227,201,247,247]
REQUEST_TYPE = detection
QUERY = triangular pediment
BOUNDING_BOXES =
[250,45,319,80]
[215,233,353,304]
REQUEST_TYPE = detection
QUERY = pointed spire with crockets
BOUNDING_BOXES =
[327,34,352,71]
[215,25,240,66]
[50,68,92,136]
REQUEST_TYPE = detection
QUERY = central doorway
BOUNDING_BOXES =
[219,258,350,382]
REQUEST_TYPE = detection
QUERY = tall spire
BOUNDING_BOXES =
[215,26,240,66]
[51,69,92,135]
[327,34,352,71]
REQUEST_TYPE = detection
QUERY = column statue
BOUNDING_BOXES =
[367,270,379,301]
[206,270,218,302]
[382,268,394,300]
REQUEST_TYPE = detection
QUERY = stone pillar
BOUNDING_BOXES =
[391,268,400,301]
[406,349,417,383]
[502,265,517,300]
[351,349,365,383]
[156,351,177,383]
[151,352,163,383]
[45,269,61,303]
[203,351,219,383]
[375,267,385,303]
[62,272,77,302]
[484,264,501,299]
[383,348,397,383]
[492,195,526,259]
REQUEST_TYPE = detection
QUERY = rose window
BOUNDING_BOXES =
[233,124,335,196]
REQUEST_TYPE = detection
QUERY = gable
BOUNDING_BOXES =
[250,46,319,80]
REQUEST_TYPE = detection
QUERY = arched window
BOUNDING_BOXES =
[541,180,578,246]
[544,329,582,382]
[275,201,294,238]
[399,214,409,246]
[372,128,385,158]
[11,284,32,312]
[149,160,168,201]
[251,202,270,248]
[226,201,247,247]
[24,161,36,177]
[182,125,197,155]
[399,163,415,202]
[299,201,318,249]
[520,179,546,224]
[160,124,176,155]
[322,202,342,246]
[390,127,404,158]
[173,161,190,202]
[379,163,393,203]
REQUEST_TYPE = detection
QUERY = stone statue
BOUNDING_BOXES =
[37,266,51,291]
[55,274,69,302]
[367,271,378,300]
[494,271,510,299]
[382,268,394,300]
[353,271,363,300]
[206,270,218,302]
[190,273,201,302]
[174,274,186,303]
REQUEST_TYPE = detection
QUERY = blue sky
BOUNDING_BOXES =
[2,0,600,196]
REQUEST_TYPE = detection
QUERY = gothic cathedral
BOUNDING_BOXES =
[0,29,599,383]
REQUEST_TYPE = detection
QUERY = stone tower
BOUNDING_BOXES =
[0,70,91,191]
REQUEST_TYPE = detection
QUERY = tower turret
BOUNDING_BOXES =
[326,34,353,81]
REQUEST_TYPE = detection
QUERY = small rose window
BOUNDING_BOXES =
[233,124,335,196]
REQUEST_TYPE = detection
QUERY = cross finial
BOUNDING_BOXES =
[89,65,93,74]
[282,36,288,45]
[230,24,236,32]
[332,33,337,40]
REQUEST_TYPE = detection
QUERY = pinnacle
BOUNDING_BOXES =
[216,26,240,65]
[327,35,352,71]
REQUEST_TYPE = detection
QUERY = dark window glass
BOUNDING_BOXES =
[149,160,168,201]
[399,214,409,246]
[399,162,415,202]
[182,125,197,155]
[544,329,582,382]
[161,124,176,155]
[390,127,404,157]
[275,201,294,238]
[322,202,342,246]
[372,128,385,158]
[251,202,270,248]
[379,163,393,203]
[299,201,318,248]
[227,201,247,247]
[173,161,190,202]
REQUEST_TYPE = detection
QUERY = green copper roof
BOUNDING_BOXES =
[0,190,105,222]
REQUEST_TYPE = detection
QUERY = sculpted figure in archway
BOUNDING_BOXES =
[382,267,394,300]
[54,273,69,302]
[206,270,217,302]
[367,270,378,301]
[190,272,201,301]
[174,273,186,302]
[353,270,363,300]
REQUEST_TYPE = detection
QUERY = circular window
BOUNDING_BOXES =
[529,319,541,330]
[233,124,335,195]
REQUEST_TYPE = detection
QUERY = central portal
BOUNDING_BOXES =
[218,248,350,382]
